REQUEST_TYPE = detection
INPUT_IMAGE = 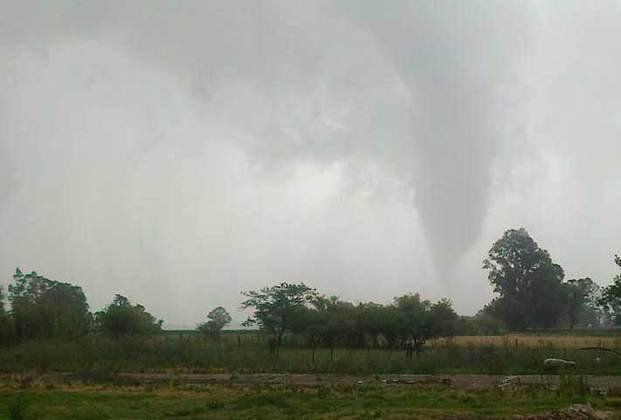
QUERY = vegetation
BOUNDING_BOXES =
[2,383,616,419]
[599,255,621,324]
[0,229,620,417]
[94,294,163,338]
[0,228,615,350]
[483,228,567,330]
[565,277,602,329]
[0,286,14,345]
[239,284,458,360]
[8,269,90,342]
[482,228,618,331]
[241,282,319,356]
[0,227,618,379]
[1,331,621,376]
[197,306,232,338]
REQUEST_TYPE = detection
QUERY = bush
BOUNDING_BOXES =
[94,295,163,338]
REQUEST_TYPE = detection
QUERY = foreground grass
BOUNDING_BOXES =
[1,383,618,419]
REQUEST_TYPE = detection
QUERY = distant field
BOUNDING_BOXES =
[164,329,621,350]
[435,335,621,349]
[3,333,621,376]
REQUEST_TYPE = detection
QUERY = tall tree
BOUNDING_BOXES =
[197,306,232,338]
[564,278,601,329]
[0,285,4,317]
[394,293,430,354]
[598,255,621,325]
[0,285,14,345]
[483,228,566,330]
[8,268,90,341]
[241,282,318,356]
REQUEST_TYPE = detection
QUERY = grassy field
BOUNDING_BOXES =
[435,334,621,349]
[2,333,621,418]
[2,333,621,376]
[0,382,618,419]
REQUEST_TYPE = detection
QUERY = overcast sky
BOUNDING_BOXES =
[1,0,620,327]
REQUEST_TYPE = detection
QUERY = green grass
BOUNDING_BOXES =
[0,384,616,419]
[2,332,620,417]
[2,335,621,375]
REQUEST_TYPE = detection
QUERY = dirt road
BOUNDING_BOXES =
[8,372,620,392]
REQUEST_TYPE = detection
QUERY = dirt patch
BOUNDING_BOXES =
[6,372,621,392]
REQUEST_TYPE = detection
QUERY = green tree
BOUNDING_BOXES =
[375,304,403,349]
[197,306,232,338]
[8,268,90,341]
[483,228,566,330]
[241,282,318,356]
[392,293,456,355]
[394,293,430,354]
[455,311,505,336]
[293,306,323,363]
[357,302,387,348]
[94,294,163,338]
[311,296,354,361]
[564,278,601,329]
[429,298,458,337]
[598,255,621,324]
[0,286,15,345]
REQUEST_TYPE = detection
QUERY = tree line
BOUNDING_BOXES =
[0,227,620,350]
[241,283,457,358]
[0,269,163,343]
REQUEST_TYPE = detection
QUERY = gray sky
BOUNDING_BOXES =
[1,0,620,327]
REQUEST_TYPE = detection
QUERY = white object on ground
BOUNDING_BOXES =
[544,358,576,368]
